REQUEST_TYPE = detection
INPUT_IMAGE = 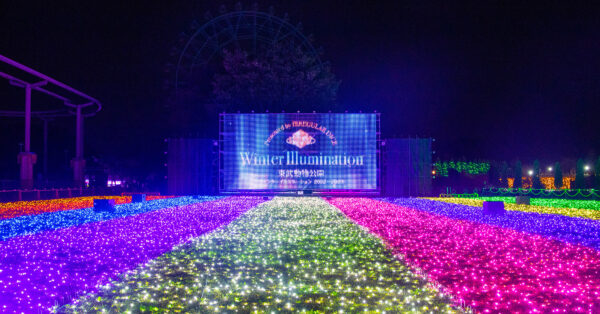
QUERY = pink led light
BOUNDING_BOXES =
[328,197,600,313]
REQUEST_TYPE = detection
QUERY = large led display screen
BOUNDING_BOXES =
[220,113,378,191]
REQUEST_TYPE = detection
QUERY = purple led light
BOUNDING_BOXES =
[0,196,264,312]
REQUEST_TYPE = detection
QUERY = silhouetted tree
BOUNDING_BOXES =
[488,163,499,187]
[532,159,543,189]
[575,159,585,189]
[500,161,508,188]
[554,162,563,189]
[212,43,340,112]
[514,160,522,189]
[439,167,461,194]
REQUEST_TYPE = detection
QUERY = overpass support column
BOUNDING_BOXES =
[71,105,85,187]
[18,84,36,189]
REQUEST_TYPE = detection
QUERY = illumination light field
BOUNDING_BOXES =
[66,197,458,313]
[3,196,599,312]
[428,197,600,220]
[0,196,217,241]
[0,196,263,312]
[329,198,600,313]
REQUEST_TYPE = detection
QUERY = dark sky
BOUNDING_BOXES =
[1,1,599,181]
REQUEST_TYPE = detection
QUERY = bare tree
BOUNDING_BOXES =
[212,43,340,112]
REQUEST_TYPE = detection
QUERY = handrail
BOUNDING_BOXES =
[439,193,479,198]
[0,54,102,115]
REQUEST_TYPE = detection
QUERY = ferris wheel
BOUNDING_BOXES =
[165,4,323,106]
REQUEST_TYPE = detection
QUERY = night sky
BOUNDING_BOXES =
[1,1,599,182]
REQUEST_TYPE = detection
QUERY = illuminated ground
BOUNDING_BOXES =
[1,196,599,312]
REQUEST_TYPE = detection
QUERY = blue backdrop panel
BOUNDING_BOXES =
[168,138,216,195]
[382,138,432,196]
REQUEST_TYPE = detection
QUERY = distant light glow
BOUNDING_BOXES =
[507,176,573,189]
[107,180,123,187]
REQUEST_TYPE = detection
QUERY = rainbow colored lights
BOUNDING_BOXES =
[1,196,600,312]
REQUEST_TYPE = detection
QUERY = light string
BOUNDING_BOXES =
[0,195,171,220]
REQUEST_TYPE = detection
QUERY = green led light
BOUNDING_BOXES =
[66,197,458,313]
[434,161,490,177]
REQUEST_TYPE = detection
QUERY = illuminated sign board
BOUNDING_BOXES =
[220,113,379,192]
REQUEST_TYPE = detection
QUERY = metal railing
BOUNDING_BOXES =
[438,192,479,198]
[480,187,600,200]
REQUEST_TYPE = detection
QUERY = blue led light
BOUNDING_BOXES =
[0,196,221,240]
